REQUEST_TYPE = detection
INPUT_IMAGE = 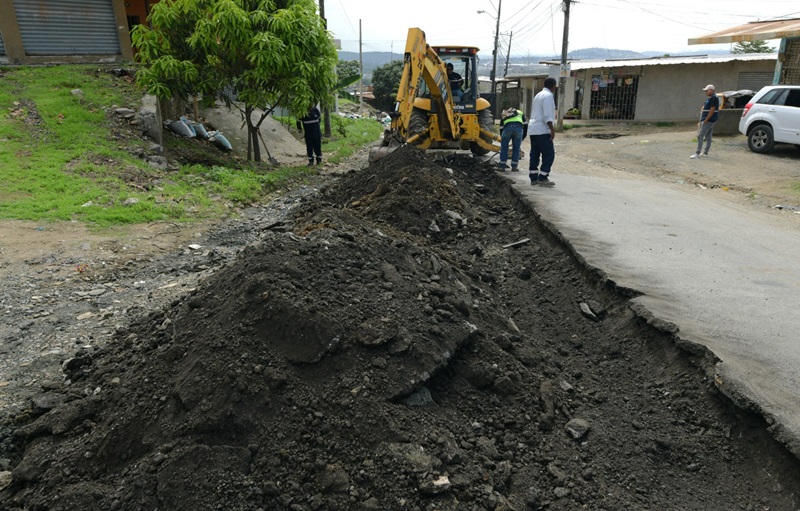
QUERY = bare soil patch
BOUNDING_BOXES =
[2,140,800,510]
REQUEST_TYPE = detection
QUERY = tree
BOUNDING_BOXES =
[334,59,361,100]
[371,60,404,111]
[337,60,360,79]
[732,40,774,54]
[131,0,337,163]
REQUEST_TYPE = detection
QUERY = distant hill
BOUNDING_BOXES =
[338,47,737,82]
[567,47,644,59]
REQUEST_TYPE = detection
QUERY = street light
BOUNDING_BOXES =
[477,3,502,109]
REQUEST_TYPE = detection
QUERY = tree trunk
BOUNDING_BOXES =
[245,104,262,162]
[323,106,332,138]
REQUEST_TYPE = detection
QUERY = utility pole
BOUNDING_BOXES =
[358,19,363,116]
[556,0,571,131]
[503,31,513,77]
[490,0,502,111]
[319,0,332,137]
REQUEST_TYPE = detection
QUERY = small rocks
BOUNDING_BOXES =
[317,464,350,494]
[564,418,591,440]
[0,471,12,491]
[419,475,451,495]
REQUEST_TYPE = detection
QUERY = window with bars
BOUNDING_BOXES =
[589,75,639,120]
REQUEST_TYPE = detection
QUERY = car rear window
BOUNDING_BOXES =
[757,88,787,105]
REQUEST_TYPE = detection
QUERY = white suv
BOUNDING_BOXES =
[738,85,800,153]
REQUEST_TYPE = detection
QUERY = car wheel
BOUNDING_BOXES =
[747,124,775,153]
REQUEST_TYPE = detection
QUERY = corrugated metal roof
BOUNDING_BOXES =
[539,53,776,71]
[688,18,800,45]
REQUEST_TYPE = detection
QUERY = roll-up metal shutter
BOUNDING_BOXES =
[15,0,120,56]
[737,71,774,91]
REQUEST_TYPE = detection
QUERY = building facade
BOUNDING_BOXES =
[0,0,162,65]
[538,54,777,122]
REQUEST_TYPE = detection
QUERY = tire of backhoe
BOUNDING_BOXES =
[470,142,490,155]
[477,109,494,138]
[408,108,428,140]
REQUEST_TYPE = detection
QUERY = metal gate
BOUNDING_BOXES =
[14,0,120,56]
[0,29,5,55]
[589,75,639,120]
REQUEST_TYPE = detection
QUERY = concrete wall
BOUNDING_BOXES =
[515,76,547,117]
[632,60,776,122]
[573,60,775,122]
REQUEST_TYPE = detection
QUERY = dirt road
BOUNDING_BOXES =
[552,122,800,216]
[2,126,799,510]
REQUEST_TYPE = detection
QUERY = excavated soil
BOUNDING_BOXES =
[2,146,800,510]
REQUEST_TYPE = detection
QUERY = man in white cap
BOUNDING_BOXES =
[691,84,720,158]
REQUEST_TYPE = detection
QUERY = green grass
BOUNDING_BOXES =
[655,121,676,127]
[0,65,376,228]
[276,113,384,164]
[323,117,383,163]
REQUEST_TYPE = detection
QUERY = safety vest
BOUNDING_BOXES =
[502,109,524,126]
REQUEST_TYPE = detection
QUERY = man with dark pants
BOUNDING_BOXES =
[528,77,557,187]
[498,107,525,172]
[691,84,719,159]
[297,104,322,166]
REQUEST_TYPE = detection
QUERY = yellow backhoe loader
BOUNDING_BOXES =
[369,27,501,162]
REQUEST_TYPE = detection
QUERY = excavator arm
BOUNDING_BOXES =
[392,28,457,143]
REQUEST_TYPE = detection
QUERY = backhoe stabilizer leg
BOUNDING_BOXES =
[480,127,501,143]
[474,137,501,153]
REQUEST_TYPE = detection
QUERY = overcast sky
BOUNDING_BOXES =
[324,0,799,57]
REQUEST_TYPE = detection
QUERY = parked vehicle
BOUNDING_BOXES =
[738,85,800,153]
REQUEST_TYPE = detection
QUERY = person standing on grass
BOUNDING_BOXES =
[528,77,557,187]
[691,84,719,159]
[297,104,323,166]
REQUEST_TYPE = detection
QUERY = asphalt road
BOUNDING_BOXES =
[503,168,800,456]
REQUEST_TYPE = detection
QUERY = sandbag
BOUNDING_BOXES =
[167,120,194,138]
[180,117,197,137]
[191,123,209,140]
[209,132,232,152]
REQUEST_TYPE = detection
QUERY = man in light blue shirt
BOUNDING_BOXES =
[528,77,557,187]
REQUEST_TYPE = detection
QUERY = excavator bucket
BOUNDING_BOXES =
[368,138,403,163]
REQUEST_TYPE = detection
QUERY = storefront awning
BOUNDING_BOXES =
[688,18,800,45]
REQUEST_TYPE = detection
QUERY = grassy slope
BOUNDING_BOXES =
[0,65,382,227]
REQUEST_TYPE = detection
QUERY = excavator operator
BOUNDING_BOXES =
[446,62,464,102]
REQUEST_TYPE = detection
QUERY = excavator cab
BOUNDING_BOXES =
[434,48,479,110]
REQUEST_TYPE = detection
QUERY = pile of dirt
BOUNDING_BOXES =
[3,147,800,510]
